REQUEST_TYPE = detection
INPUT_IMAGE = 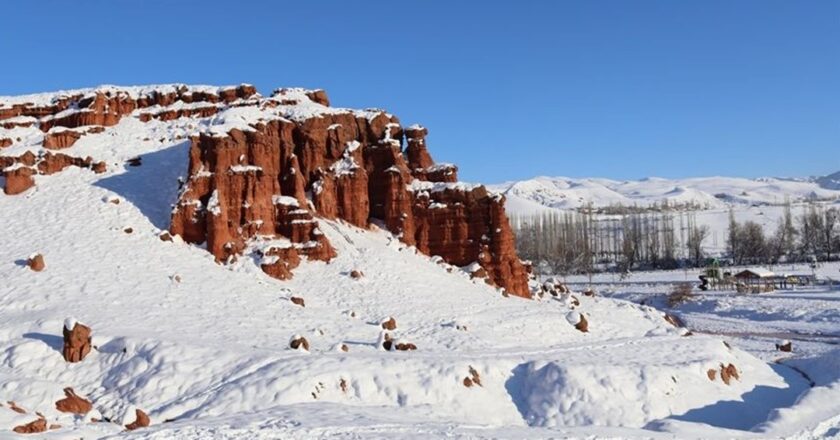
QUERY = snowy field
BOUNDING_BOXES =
[2,86,840,438]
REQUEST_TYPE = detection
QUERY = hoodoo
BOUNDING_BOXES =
[167,88,530,297]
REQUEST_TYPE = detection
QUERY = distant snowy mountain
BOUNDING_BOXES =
[490,173,840,215]
[816,170,840,191]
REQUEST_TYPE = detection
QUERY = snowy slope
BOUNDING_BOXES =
[491,174,840,213]
[1,85,837,438]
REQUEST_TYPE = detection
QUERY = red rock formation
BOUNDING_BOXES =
[0,137,11,148]
[55,388,93,415]
[13,418,46,434]
[4,166,35,195]
[290,335,310,351]
[125,409,150,431]
[43,129,84,149]
[381,317,397,330]
[27,254,45,272]
[62,320,92,363]
[166,92,529,296]
[2,84,530,297]
[2,152,106,195]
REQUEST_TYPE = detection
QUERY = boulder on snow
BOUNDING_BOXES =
[582,288,596,297]
[707,369,717,381]
[125,408,150,431]
[381,317,397,331]
[290,296,305,307]
[350,270,364,279]
[394,342,417,351]
[55,387,92,415]
[720,363,740,385]
[290,335,309,351]
[13,418,46,434]
[27,254,45,272]
[158,231,173,242]
[7,401,27,414]
[776,340,792,352]
[62,318,92,363]
[566,311,588,333]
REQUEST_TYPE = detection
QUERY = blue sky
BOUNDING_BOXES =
[1,1,837,182]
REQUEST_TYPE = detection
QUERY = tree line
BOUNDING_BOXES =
[727,203,840,265]
[512,202,840,278]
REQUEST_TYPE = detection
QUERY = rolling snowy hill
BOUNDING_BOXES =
[490,174,840,215]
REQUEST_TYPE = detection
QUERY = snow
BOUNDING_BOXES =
[491,175,840,212]
[1,85,839,439]
[272,195,300,207]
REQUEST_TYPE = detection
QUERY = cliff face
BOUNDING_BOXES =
[169,88,530,297]
[0,84,530,297]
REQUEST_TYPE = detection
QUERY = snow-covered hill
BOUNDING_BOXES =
[490,174,840,215]
[1,85,839,439]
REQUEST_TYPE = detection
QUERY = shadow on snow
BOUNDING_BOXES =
[93,141,191,230]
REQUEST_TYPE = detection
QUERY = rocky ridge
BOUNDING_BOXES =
[0,84,530,297]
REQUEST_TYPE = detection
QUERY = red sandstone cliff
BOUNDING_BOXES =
[168,89,530,297]
[0,85,530,297]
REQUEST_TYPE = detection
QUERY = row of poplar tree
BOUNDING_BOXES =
[512,202,840,277]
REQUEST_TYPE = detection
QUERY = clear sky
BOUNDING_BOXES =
[1,1,838,182]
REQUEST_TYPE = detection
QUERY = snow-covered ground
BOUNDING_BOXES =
[562,263,840,439]
[2,86,840,438]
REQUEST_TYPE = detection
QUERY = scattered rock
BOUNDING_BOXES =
[290,296,305,307]
[566,311,588,333]
[463,377,474,387]
[350,270,364,279]
[8,401,26,414]
[468,365,482,386]
[159,231,173,242]
[27,253,45,272]
[125,409,150,431]
[13,418,46,434]
[381,317,397,331]
[55,387,92,414]
[707,369,717,381]
[583,288,596,297]
[340,344,349,352]
[123,227,134,234]
[720,363,739,385]
[394,342,417,351]
[49,424,62,430]
[339,378,348,393]
[126,157,142,167]
[776,340,792,352]
[62,318,92,363]
[290,335,309,351]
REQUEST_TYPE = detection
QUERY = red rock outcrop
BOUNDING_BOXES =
[27,254,45,272]
[2,151,106,195]
[4,166,36,195]
[62,320,92,363]
[2,84,530,297]
[13,418,46,434]
[1,84,256,194]
[166,89,529,297]
[55,388,93,415]
[125,409,150,431]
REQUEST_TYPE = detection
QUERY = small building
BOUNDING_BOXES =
[733,268,776,293]
[733,269,775,283]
